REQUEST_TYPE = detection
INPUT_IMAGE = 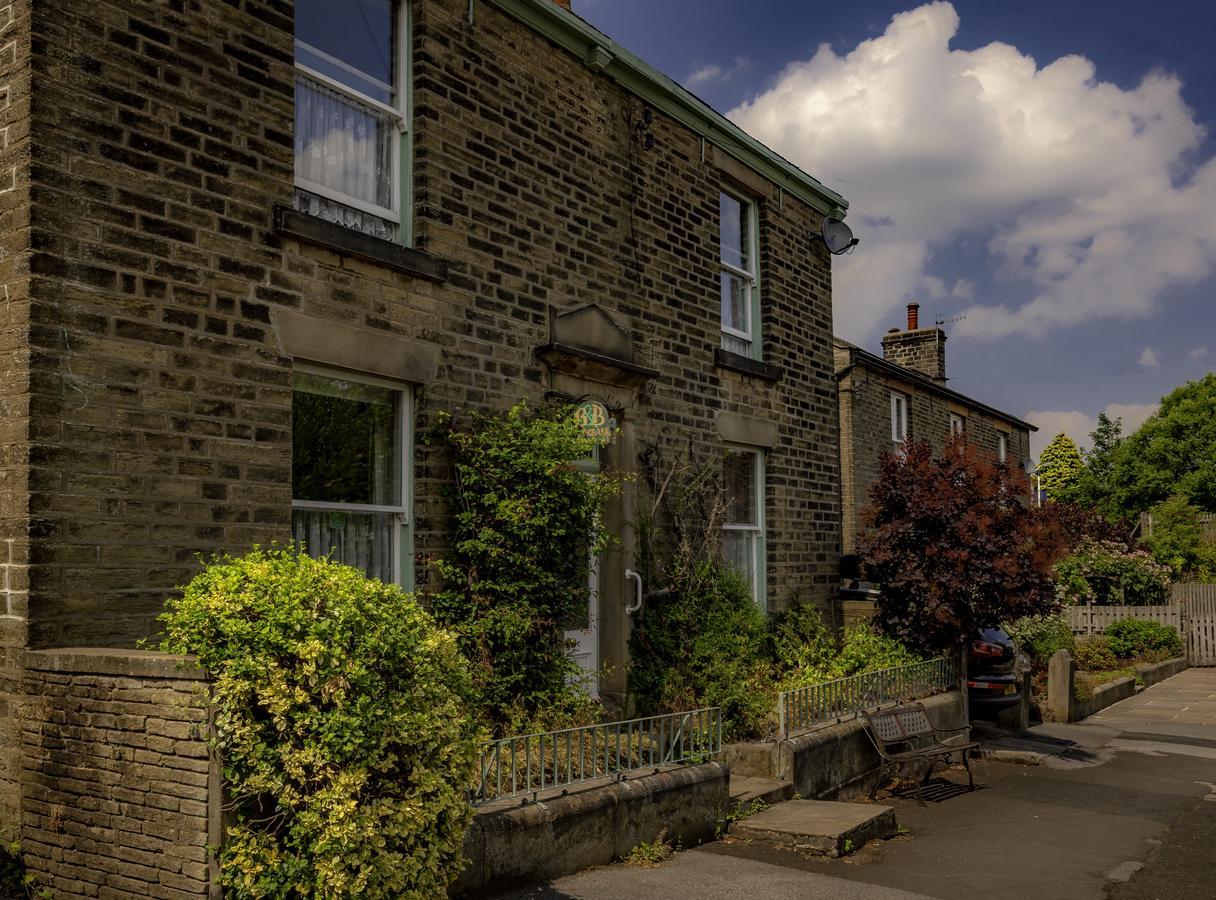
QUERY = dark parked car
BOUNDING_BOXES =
[967,627,1023,714]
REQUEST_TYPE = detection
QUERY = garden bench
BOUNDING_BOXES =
[861,702,978,806]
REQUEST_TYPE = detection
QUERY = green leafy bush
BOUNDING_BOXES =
[778,617,924,689]
[630,563,774,741]
[1054,539,1171,606]
[629,441,774,740]
[1105,619,1183,660]
[159,549,479,899]
[430,403,616,733]
[1073,636,1117,671]
[1142,495,1216,581]
[1004,614,1075,668]
[767,601,836,674]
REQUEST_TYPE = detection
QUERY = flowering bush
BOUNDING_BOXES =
[1054,540,1171,606]
[1004,613,1075,668]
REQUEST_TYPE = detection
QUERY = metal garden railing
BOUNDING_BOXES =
[473,706,722,805]
[777,656,958,739]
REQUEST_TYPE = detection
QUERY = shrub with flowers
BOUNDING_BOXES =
[1054,539,1171,606]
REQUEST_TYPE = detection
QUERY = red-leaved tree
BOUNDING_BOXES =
[860,439,1065,652]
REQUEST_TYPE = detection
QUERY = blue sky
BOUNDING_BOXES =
[576,0,1216,461]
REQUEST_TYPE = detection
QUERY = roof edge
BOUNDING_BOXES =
[837,342,1038,432]
[485,0,848,217]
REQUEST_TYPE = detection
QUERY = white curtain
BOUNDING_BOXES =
[295,74,393,212]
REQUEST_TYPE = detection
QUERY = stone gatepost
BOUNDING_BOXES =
[1047,649,1075,723]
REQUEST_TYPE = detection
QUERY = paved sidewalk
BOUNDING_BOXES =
[495,670,1216,900]
[1087,666,1216,731]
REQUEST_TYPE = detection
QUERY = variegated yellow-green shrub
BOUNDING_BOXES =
[159,548,480,898]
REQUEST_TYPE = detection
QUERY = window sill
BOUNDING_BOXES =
[714,348,783,382]
[274,205,447,283]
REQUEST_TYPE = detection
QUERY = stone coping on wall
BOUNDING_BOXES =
[23,647,204,680]
[1135,656,1187,689]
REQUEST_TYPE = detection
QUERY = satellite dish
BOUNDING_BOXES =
[819,217,859,255]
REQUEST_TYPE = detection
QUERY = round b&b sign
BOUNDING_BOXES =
[573,400,618,444]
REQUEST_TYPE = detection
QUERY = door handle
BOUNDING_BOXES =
[625,569,643,615]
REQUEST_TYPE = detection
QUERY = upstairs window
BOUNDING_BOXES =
[949,413,966,437]
[890,392,909,444]
[291,367,411,587]
[719,190,760,359]
[997,432,1008,463]
[294,0,405,241]
[722,447,766,609]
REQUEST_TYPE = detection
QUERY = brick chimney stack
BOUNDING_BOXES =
[881,301,947,382]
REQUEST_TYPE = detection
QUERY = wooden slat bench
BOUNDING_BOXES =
[861,702,978,806]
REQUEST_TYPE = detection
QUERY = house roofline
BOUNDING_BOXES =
[834,339,1038,432]
[486,0,849,218]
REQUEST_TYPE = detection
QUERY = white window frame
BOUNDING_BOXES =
[997,432,1008,463]
[293,0,408,228]
[290,362,413,588]
[719,189,761,359]
[722,445,766,611]
[949,413,966,437]
[890,392,909,444]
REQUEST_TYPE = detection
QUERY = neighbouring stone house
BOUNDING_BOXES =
[0,0,851,886]
[835,303,1037,557]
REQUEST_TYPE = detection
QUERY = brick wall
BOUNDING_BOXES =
[9,0,840,649]
[838,359,1032,555]
[19,649,216,899]
[0,0,31,845]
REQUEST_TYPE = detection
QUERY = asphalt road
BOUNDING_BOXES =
[495,669,1216,900]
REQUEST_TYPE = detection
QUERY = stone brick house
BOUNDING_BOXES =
[835,303,1036,556]
[0,0,851,877]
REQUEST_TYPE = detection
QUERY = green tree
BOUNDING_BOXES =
[1071,413,1124,516]
[1103,375,1216,516]
[1142,495,1216,580]
[1037,433,1084,501]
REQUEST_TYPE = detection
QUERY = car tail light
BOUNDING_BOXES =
[971,640,1006,657]
[967,680,1008,690]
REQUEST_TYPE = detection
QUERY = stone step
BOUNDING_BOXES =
[729,799,897,857]
[728,775,794,808]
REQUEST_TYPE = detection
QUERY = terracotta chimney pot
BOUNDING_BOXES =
[906,302,920,331]
[554,0,572,9]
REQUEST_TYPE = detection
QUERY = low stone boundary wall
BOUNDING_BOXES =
[20,648,218,899]
[1046,651,1187,722]
[1137,656,1187,689]
[453,761,729,898]
[722,690,967,800]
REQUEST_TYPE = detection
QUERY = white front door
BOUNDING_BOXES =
[564,548,600,698]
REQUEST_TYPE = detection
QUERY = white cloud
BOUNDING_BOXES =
[1190,346,1209,361]
[1024,401,1158,461]
[685,56,750,89]
[728,1,1216,341]
[951,278,975,300]
[1139,347,1160,368]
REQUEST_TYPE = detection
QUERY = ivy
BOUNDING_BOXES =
[158,549,479,899]
[430,402,619,734]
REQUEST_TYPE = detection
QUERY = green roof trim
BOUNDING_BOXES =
[485,0,849,217]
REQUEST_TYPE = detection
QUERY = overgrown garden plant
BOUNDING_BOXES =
[861,439,1064,652]
[159,549,479,899]
[431,402,617,733]
[628,438,773,740]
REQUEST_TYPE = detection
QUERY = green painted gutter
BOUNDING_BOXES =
[484,0,849,218]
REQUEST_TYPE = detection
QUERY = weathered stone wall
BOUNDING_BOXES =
[880,327,947,382]
[18,0,841,652]
[838,359,1032,554]
[0,0,32,845]
[19,649,217,899]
